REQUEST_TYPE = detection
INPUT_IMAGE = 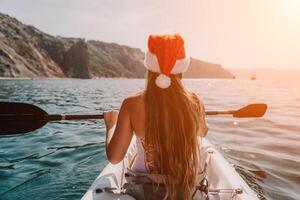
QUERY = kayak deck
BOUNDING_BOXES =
[82,137,258,200]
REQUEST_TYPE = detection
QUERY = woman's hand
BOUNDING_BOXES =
[103,110,119,131]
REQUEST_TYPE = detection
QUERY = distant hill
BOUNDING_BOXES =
[0,12,233,79]
[186,59,234,79]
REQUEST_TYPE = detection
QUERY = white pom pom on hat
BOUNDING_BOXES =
[155,74,171,89]
[144,34,190,89]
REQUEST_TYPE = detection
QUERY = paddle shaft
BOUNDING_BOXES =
[205,110,234,115]
[0,114,104,121]
[0,111,234,122]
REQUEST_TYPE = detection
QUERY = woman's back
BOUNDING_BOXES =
[126,91,207,173]
[121,93,149,172]
[124,93,146,139]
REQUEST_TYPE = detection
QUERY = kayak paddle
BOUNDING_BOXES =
[0,102,267,135]
[205,103,267,118]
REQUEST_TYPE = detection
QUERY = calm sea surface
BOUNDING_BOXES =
[0,79,299,200]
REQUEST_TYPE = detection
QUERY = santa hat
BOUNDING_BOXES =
[144,34,190,89]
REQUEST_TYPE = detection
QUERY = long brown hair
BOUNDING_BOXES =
[144,71,204,199]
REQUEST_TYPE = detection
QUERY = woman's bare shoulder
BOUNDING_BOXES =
[122,92,145,108]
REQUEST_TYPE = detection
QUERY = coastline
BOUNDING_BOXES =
[0,77,237,81]
[0,77,64,80]
[0,77,34,80]
[0,77,138,80]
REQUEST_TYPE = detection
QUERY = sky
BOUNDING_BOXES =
[0,0,300,69]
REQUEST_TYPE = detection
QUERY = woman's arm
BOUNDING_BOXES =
[104,98,133,164]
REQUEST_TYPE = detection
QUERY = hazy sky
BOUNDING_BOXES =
[1,0,300,69]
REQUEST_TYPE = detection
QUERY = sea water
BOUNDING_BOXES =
[0,79,299,200]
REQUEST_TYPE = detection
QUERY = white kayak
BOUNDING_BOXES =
[82,137,259,200]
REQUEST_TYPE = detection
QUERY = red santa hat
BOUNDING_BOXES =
[144,34,190,89]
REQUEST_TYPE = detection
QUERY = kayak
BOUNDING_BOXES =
[81,137,259,200]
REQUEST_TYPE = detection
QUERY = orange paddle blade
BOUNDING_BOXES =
[233,103,267,118]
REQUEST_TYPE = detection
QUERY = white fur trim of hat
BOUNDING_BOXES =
[144,51,190,89]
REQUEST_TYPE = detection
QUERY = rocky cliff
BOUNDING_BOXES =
[0,12,233,79]
[61,40,91,78]
[87,40,145,78]
[0,13,64,77]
